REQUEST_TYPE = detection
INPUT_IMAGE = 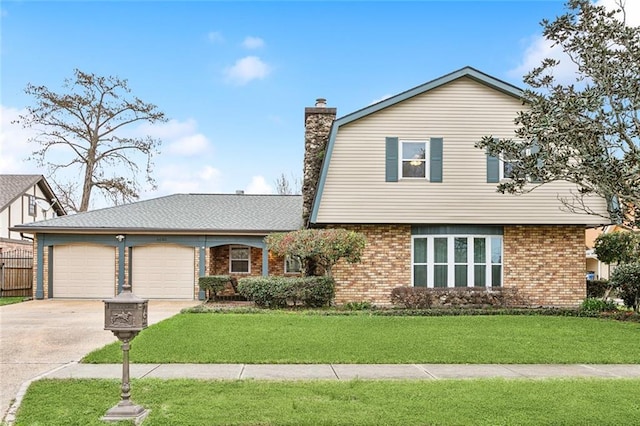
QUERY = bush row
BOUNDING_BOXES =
[237,276,335,308]
[198,275,234,300]
[390,286,524,309]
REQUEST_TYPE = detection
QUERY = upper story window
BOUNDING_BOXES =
[284,256,302,274]
[229,246,250,274]
[28,196,37,216]
[401,141,428,179]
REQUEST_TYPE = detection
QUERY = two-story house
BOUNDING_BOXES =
[0,174,66,253]
[303,67,610,307]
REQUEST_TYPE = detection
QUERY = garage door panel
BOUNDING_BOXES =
[131,245,194,299]
[53,244,116,298]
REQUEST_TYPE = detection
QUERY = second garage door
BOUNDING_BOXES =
[131,244,195,299]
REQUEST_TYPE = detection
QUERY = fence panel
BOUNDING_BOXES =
[0,249,34,297]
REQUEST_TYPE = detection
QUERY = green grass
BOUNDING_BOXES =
[84,312,640,364]
[15,378,640,425]
[0,296,27,306]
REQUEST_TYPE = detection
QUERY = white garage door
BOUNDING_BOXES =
[131,244,195,299]
[53,244,116,298]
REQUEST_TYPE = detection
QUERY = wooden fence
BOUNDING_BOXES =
[1,249,33,297]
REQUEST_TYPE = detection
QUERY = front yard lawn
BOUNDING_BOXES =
[15,378,640,425]
[84,312,640,364]
[0,296,27,306]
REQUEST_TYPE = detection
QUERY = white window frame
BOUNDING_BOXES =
[284,255,302,274]
[499,147,533,181]
[400,140,429,180]
[229,245,250,274]
[411,235,503,288]
[28,195,37,217]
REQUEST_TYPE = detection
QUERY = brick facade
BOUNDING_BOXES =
[503,225,585,307]
[208,245,294,279]
[331,224,411,305]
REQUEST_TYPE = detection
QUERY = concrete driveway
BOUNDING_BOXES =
[0,299,198,421]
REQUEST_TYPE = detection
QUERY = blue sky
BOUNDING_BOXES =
[1,1,637,208]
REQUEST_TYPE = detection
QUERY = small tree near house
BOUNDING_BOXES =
[594,231,640,311]
[266,228,366,278]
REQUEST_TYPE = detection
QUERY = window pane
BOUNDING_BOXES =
[491,238,502,264]
[503,160,515,179]
[474,238,486,263]
[231,247,249,260]
[285,257,301,273]
[402,142,426,160]
[231,260,249,273]
[454,238,467,263]
[402,161,426,178]
[434,238,447,263]
[474,265,486,287]
[434,265,447,287]
[455,265,467,287]
[491,265,502,287]
[413,265,427,287]
[414,238,427,263]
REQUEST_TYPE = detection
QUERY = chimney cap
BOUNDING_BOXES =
[315,98,327,107]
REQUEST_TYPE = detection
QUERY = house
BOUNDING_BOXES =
[303,67,611,307]
[12,194,302,300]
[0,174,66,253]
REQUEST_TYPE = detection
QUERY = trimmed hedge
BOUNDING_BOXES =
[586,279,610,298]
[390,286,523,309]
[198,275,233,300]
[237,276,335,308]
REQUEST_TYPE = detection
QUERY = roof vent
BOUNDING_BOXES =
[236,190,245,195]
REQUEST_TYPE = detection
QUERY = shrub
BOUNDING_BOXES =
[237,276,335,308]
[580,297,617,313]
[343,301,373,311]
[198,276,232,300]
[586,279,610,298]
[390,287,433,309]
[610,262,640,312]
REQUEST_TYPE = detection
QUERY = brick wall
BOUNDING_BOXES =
[503,225,585,307]
[209,246,292,278]
[331,224,411,305]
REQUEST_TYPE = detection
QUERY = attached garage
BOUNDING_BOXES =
[131,244,195,299]
[53,244,116,298]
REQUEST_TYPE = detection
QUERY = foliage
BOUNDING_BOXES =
[83,313,640,364]
[342,301,374,311]
[390,287,433,309]
[266,228,366,277]
[0,296,28,306]
[237,276,335,308]
[586,279,610,298]
[476,0,640,226]
[198,276,232,299]
[609,262,640,312]
[15,69,167,211]
[594,231,640,265]
[390,286,523,309]
[580,297,617,313]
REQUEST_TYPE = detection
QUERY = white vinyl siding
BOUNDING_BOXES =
[412,235,502,288]
[315,77,608,225]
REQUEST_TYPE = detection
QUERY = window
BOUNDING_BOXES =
[500,155,516,180]
[28,196,37,216]
[411,235,502,288]
[401,141,428,179]
[284,256,302,274]
[229,246,250,273]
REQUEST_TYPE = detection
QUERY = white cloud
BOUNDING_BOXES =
[245,175,273,194]
[136,118,211,157]
[0,105,41,174]
[224,56,271,85]
[207,31,224,44]
[370,94,392,105]
[509,0,640,84]
[152,164,222,196]
[242,36,265,49]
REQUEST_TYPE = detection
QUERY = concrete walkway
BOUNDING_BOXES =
[45,363,640,380]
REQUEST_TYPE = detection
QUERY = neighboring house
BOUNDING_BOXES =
[12,194,302,300]
[585,224,628,280]
[303,67,611,307]
[0,174,66,253]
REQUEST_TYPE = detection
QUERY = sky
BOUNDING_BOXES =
[1,0,638,209]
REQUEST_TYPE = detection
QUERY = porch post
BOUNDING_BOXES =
[198,247,206,300]
[35,237,44,299]
[117,237,126,293]
[262,243,268,276]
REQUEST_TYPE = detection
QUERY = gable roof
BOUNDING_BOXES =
[309,66,525,224]
[12,193,302,234]
[0,174,66,216]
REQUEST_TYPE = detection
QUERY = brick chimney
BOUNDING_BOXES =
[303,98,337,227]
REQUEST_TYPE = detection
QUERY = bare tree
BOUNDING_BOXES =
[15,69,167,212]
[274,173,301,195]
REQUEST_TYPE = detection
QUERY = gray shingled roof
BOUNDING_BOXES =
[13,194,303,233]
[0,175,42,210]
